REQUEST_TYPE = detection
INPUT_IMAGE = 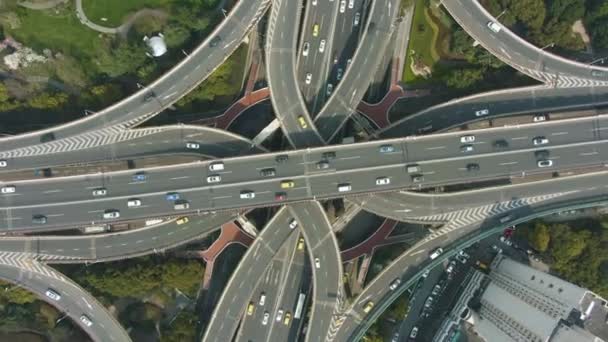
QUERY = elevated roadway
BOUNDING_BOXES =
[202,207,297,341]
[0,0,271,153]
[0,262,130,342]
[313,0,400,141]
[3,116,608,230]
[0,125,265,171]
[381,85,608,138]
[0,211,235,262]
[290,201,344,342]
[442,0,608,87]
[266,0,325,147]
[342,193,608,340]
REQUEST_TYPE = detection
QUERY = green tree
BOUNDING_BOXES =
[528,222,551,252]
[0,281,38,305]
[161,311,197,342]
[96,41,148,77]
[443,68,484,89]
[163,24,191,48]
[0,83,10,103]
[27,92,68,109]
[160,260,204,297]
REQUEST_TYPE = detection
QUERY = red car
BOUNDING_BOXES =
[275,192,287,201]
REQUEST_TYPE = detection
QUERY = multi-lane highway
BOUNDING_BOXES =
[314,0,400,141]
[0,212,234,261]
[0,262,130,341]
[442,0,608,87]
[202,207,297,341]
[381,85,608,138]
[3,116,608,230]
[266,0,325,148]
[0,125,264,172]
[290,201,344,342]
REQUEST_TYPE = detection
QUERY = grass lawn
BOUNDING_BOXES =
[402,0,440,83]
[7,7,104,63]
[81,0,174,26]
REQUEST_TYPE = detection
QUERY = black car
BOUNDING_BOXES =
[260,168,276,177]
[210,36,222,47]
[143,92,155,102]
[317,161,330,170]
[275,154,289,163]
[535,150,550,159]
[493,139,509,148]
[322,151,336,160]
[466,163,480,171]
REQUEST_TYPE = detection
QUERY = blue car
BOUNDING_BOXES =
[166,192,180,201]
[133,173,147,181]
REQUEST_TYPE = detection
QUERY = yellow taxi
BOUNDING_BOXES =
[247,302,255,316]
[363,301,374,313]
[283,312,291,325]
[313,24,319,37]
[297,237,305,251]
[297,115,308,128]
[280,180,295,189]
[176,217,189,225]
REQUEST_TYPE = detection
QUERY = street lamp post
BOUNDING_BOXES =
[496,9,507,20]
[589,57,607,66]
[540,43,555,50]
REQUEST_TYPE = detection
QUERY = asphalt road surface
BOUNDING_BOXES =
[3,116,608,230]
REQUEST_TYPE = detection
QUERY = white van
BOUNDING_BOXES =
[337,183,352,192]
[209,162,225,171]
[174,201,190,210]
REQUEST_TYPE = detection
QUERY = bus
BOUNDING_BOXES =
[294,293,306,319]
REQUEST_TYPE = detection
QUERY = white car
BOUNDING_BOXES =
[259,293,266,306]
[127,199,142,207]
[80,315,93,327]
[314,257,321,269]
[0,160,7,167]
[209,162,225,171]
[533,114,547,122]
[475,109,489,117]
[389,278,401,290]
[533,136,549,146]
[312,0,317,5]
[461,144,474,153]
[348,0,354,9]
[537,159,553,168]
[305,73,312,85]
[339,0,346,13]
[429,247,443,260]
[326,83,334,96]
[240,191,255,199]
[185,142,200,149]
[103,210,120,219]
[487,21,501,33]
[45,289,61,301]
[1,186,15,194]
[302,42,310,56]
[375,177,390,186]
[354,12,360,26]
[276,309,284,322]
[262,312,270,325]
[289,219,298,229]
[207,175,221,183]
[92,188,107,196]
[319,39,326,53]
[346,59,352,68]
[460,135,475,143]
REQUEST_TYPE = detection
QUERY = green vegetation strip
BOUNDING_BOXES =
[81,0,172,26]
[403,0,440,82]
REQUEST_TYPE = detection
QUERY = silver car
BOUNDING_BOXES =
[45,289,61,301]
[92,188,107,197]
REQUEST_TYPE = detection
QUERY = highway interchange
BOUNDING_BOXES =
[1,0,608,341]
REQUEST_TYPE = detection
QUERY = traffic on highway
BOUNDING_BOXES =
[1,0,607,341]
